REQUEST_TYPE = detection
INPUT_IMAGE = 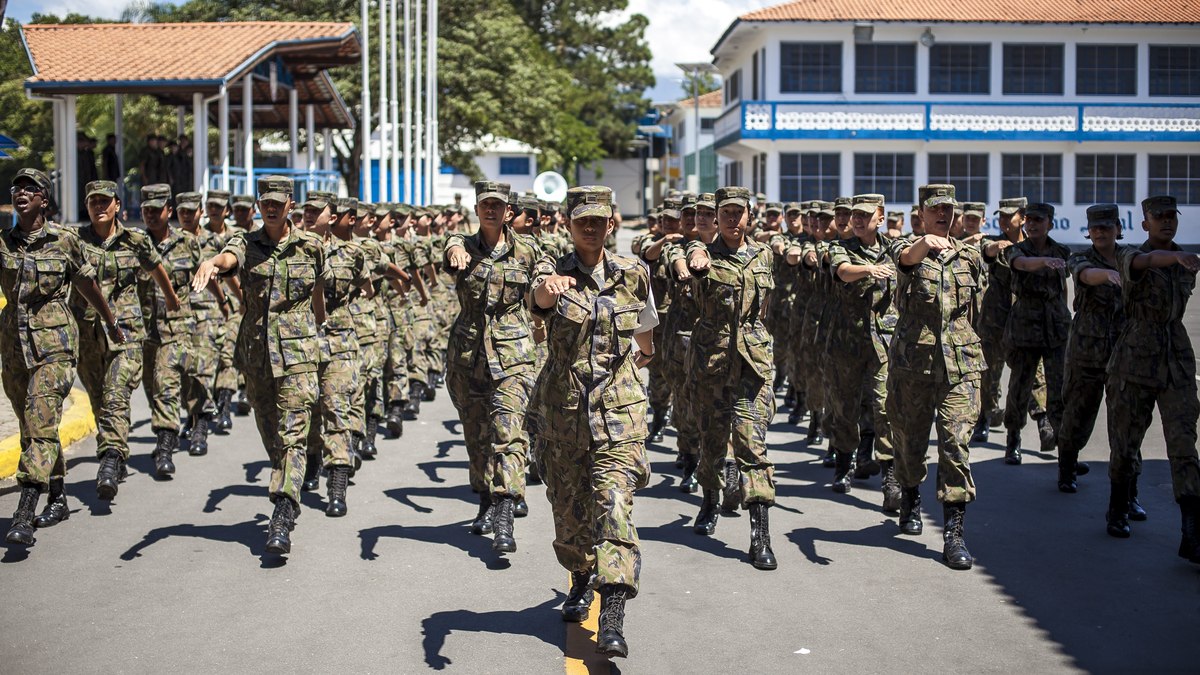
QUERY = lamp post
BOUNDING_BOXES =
[675,61,719,194]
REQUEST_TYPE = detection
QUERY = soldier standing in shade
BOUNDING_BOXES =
[1058,205,1127,494]
[444,181,541,554]
[382,205,430,436]
[175,191,222,456]
[686,186,778,571]
[1104,195,1200,565]
[531,185,655,658]
[4,169,124,545]
[639,198,682,443]
[206,190,245,433]
[889,184,985,571]
[227,194,257,417]
[192,175,328,555]
[661,193,704,491]
[74,180,180,502]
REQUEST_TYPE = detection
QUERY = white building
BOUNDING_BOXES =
[710,0,1200,244]
[661,90,723,194]
[433,135,540,205]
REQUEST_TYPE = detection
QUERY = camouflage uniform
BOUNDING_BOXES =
[179,192,223,421]
[639,222,675,425]
[384,235,418,407]
[661,234,702,468]
[406,236,437,388]
[351,234,388,440]
[794,235,831,434]
[1,219,95,487]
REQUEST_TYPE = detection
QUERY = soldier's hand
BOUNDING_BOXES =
[663,233,684,244]
[192,260,218,293]
[803,252,818,267]
[106,323,127,345]
[923,234,953,252]
[543,274,576,295]
[633,349,654,369]
[1178,252,1200,272]
[1043,258,1067,271]
[687,252,710,272]
[165,295,181,313]
[673,259,692,282]
[447,246,471,271]
[996,239,1014,251]
[1104,270,1122,287]
[870,264,896,279]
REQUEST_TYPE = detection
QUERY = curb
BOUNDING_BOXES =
[0,388,95,479]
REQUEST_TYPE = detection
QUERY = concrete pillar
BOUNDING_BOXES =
[243,76,254,194]
[288,86,300,170]
[193,93,206,192]
[306,104,316,172]
[219,88,230,190]
[64,95,78,223]
[114,94,125,203]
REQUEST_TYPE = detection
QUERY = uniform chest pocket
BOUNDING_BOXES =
[113,250,140,283]
[29,303,72,359]
[953,267,977,307]
[286,260,316,300]
[911,265,942,303]
[34,257,68,298]
[246,258,273,293]
[501,266,529,305]
[612,303,643,335]
[754,270,775,292]
[556,290,592,325]
[710,278,739,309]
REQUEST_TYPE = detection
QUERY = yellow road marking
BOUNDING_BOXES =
[0,388,95,478]
[563,574,611,675]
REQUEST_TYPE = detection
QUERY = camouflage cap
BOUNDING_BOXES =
[814,200,835,217]
[785,201,803,214]
[290,207,303,221]
[910,204,920,216]
[716,186,752,208]
[765,202,783,214]
[681,193,699,212]
[257,175,294,202]
[850,194,885,214]
[538,199,551,213]
[390,203,410,216]
[919,184,957,209]
[566,185,614,220]
[85,180,119,200]
[1142,194,1178,215]
[518,193,540,211]
[475,180,511,204]
[755,192,767,203]
[995,197,1028,215]
[334,197,358,216]
[1086,203,1121,227]
[833,197,853,211]
[374,203,393,217]
[357,201,372,218]
[140,184,172,209]
[507,190,521,207]
[206,189,231,207]
[11,168,53,193]
[667,189,682,200]
[799,200,817,214]
[886,211,905,223]
[696,193,717,209]
[232,194,256,208]
[304,190,336,210]
[1025,202,1055,219]
[660,199,682,220]
[175,191,202,211]
[962,202,987,217]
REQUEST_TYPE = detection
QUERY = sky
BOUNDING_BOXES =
[10,0,770,102]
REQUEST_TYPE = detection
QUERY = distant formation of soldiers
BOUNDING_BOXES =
[3,165,1199,660]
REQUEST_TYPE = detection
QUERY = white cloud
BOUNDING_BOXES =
[14,0,134,21]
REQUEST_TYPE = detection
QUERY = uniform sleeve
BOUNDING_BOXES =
[410,240,430,267]
[1116,244,1142,285]
[443,232,468,267]
[220,231,248,274]
[133,230,163,271]
[391,242,413,270]
[313,239,331,286]
[528,253,559,320]
[634,267,659,334]
[1067,251,1097,284]
[829,243,850,272]
[662,241,684,266]
[1004,241,1026,266]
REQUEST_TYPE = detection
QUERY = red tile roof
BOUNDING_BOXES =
[678,90,723,108]
[740,0,1200,23]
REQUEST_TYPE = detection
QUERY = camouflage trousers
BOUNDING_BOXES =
[142,340,203,433]
[1005,345,1064,433]
[446,359,531,498]
[1106,377,1200,500]
[981,333,1046,421]
[695,356,776,505]
[244,365,318,506]
[827,352,893,462]
[351,339,385,432]
[78,320,143,461]
[889,372,980,503]
[385,306,411,405]
[1057,363,1109,455]
[539,407,650,596]
[407,314,435,387]
[665,334,700,458]
[646,323,672,415]
[796,320,828,431]
[5,359,73,488]
[214,314,240,393]
[184,308,219,417]
[307,356,361,468]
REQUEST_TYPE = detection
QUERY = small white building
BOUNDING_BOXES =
[661,90,723,194]
[710,0,1200,245]
[433,135,540,205]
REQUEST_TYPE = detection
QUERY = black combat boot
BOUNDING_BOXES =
[188,412,210,456]
[899,486,923,535]
[561,570,594,623]
[470,493,495,535]
[361,417,379,460]
[773,370,786,395]
[514,497,529,518]
[265,498,297,554]
[787,406,803,426]
[721,460,741,515]
[852,431,879,479]
[403,383,424,419]
[693,489,720,535]
[1129,474,1147,521]
[648,410,666,444]
[880,459,902,513]
[988,408,1003,429]
[942,503,974,570]
[596,585,629,658]
[806,421,824,447]
[1106,480,1132,538]
[679,454,699,494]
[1057,446,1079,493]
[423,376,438,401]
[492,497,516,553]
[527,458,543,486]
[747,502,778,570]
[326,465,349,517]
[1178,496,1200,564]
[1004,428,1022,465]
[821,448,836,468]
[385,402,405,438]
[349,433,364,474]
[214,388,234,433]
[96,449,127,500]
[832,450,854,494]
[970,415,989,444]
[782,383,795,408]
[1035,413,1056,452]
[152,429,178,478]
[6,485,40,545]
[34,477,69,528]
[234,388,251,415]
[302,456,320,491]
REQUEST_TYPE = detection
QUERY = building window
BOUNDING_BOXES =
[780,42,841,93]
[724,69,742,105]
[1076,155,1136,204]
[927,153,989,203]
[1001,154,1062,203]
[780,153,839,202]
[1076,45,1137,96]
[1150,46,1200,96]
[751,51,760,100]
[700,117,715,132]
[856,43,916,93]
[1148,155,1200,205]
[929,44,990,94]
[723,160,743,187]
[498,156,530,176]
[1003,44,1064,95]
[853,153,914,205]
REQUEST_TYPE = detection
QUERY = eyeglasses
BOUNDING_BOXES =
[10,185,44,196]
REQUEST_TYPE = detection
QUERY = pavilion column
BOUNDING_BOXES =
[242,76,254,194]
[193,92,207,192]
[114,94,125,203]
[305,104,316,172]
[288,86,300,171]
[176,106,185,139]
[218,87,230,191]
[63,94,77,223]
[51,99,64,215]
[322,129,333,173]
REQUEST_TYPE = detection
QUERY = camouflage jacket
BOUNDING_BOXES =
[1108,241,1197,388]
[686,238,775,380]
[350,236,386,345]
[321,236,371,362]
[139,228,199,345]
[828,234,899,364]
[784,234,815,315]
[72,220,162,350]
[889,237,986,384]
[444,226,539,378]
[1005,237,1071,349]
[0,222,95,368]
[1066,245,1129,370]
[222,227,329,378]
[205,223,246,310]
[661,237,702,365]
[530,251,651,445]
[640,234,675,317]
[977,235,1019,338]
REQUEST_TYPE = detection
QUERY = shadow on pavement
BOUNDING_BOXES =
[383,485,477,513]
[418,459,467,484]
[118,515,284,567]
[435,439,464,458]
[420,593,564,670]
[359,523,512,570]
[787,521,936,566]
[637,513,746,563]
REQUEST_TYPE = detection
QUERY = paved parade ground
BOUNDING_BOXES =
[1,228,1197,674]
